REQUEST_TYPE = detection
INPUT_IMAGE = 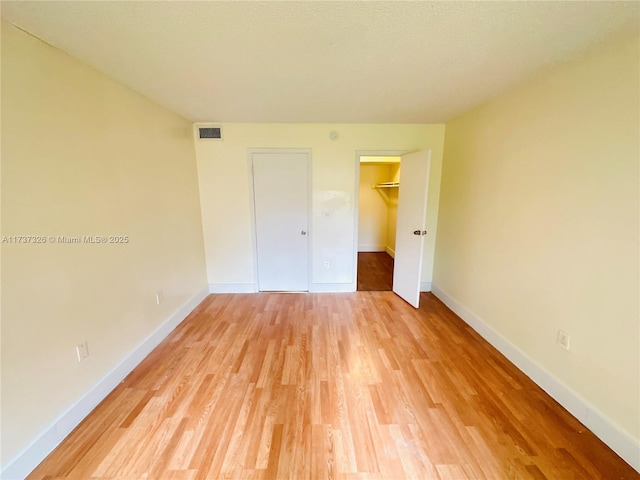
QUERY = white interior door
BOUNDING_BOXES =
[252,151,310,291]
[392,150,431,307]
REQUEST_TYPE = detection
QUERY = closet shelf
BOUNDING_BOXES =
[373,182,400,189]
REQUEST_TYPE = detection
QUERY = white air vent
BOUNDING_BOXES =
[195,124,223,141]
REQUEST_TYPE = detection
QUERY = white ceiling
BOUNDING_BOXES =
[2,1,638,124]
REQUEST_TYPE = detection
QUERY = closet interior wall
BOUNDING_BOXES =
[358,162,400,257]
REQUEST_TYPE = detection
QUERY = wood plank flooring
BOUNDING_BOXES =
[357,252,394,291]
[28,293,638,479]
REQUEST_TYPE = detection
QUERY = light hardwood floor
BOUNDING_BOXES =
[28,293,637,479]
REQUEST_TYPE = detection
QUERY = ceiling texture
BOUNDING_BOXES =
[1,1,638,124]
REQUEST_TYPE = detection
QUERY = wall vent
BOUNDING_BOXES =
[196,125,223,140]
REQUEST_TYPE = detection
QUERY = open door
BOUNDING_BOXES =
[392,150,431,307]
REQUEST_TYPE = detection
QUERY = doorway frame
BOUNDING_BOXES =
[248,148,313,292]
[353,150,408,291]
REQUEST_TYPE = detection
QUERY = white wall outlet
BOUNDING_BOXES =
[155,290,164,305]
[323,261,330,270]
[557,330,571,350]
[76,341,89,362]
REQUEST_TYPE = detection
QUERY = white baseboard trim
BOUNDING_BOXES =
[358,245,386,252]
[385,246,395,258]
[208,283,356,294]
[310,283,356,293]
[208,283,257,293]
[0,287,209,480]
[420,281,432,292]
[431,284,640,473]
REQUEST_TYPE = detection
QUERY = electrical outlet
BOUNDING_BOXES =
[156,290,164,305]
[323,261,330,270]
[557,330,570,350]
[76,341,89,362]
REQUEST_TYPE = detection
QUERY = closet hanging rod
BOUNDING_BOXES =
[373,182,400,188]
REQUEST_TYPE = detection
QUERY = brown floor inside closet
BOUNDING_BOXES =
[357,251,394,291]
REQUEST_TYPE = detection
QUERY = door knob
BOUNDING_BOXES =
[301,230,307,235]
[413,230,427,236]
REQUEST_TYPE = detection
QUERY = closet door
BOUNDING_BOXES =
[251,151,310,291]
[393,150,431,307]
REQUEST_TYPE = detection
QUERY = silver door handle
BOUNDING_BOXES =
[413,230,427,236]
[301,230,307,235]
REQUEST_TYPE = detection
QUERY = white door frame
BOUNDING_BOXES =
[353,150,408,291]
[248,148,313,292]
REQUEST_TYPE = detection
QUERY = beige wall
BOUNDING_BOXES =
[434,30,639,448]
[194,124,445,290]
[358,163,393,252]
[386,163,401,256]
[1,22,207,465]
